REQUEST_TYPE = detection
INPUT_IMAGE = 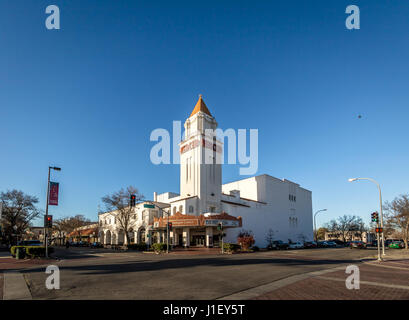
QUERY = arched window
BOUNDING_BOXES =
[173,207,176,215]
[188,205,194,213]
[179,205,183,214]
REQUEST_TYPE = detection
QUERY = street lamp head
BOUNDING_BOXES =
[322,209,327,211]
[348,178,357,182]
[52,167,61,171]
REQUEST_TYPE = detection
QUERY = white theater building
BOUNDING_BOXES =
[99,96,313,247]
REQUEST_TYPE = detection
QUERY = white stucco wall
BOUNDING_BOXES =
[222,175,313,247]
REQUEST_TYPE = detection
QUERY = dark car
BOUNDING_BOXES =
[330,239,345,247]
[350,241,367,249]
[325,241,337,248]
[317,241,327,248]
[90,242,103,248]
[17,240,43,246]
[304,241,317,249]
[269,240,289,250]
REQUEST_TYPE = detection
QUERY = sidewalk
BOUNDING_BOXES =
[1,256,55,300]
[251,257,409,300]
[0,257,55,271]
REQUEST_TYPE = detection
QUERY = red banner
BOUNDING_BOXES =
[49,182,59,206]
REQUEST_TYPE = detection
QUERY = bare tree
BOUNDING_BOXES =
[325,215,364,242]
[265,229,275,247]
[102,186,144,245]
[56,215,91,241]
[384,194,409,249]
[0,190,41,244]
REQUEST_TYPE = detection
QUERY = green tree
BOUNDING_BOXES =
[316,227,328,241]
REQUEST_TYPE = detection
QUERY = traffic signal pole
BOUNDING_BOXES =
[376,222,382,262]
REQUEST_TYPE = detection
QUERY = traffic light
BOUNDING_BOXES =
[217,222,223,231]
[371,212,379,222]
[168,222,172,231]
[375,227,383,233]
[44,215,53,228]
[130,194,136,207]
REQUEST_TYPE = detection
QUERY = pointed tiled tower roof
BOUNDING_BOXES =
[190,94,212,118]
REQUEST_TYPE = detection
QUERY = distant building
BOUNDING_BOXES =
[325,231,376,243]
[67,223,99,244]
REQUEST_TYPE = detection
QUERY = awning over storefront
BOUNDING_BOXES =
[153,212,242,229]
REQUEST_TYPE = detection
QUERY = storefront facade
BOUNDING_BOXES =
[153,212,242,247]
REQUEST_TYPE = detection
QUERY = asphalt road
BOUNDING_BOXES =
[21,247,385,300]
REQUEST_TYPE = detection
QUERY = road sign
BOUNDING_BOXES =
[144,204,155,209]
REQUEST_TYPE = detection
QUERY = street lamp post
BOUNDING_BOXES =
[45,166,61,258]
[314,209,327,242]
[348,177,386,257]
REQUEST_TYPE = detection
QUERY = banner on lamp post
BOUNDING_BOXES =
[49,182,59,206]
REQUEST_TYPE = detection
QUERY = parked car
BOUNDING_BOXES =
[269,240,289,250]
[317,241,327,248]
[288,242,304,249]
[329,239,345,247]
[17,240,43,246]
[385,239,403,247]
[90,242,104,248]
[304,241,317,249]
[389,241,404,249]
[325,241,337,248]
[350,241,367,249]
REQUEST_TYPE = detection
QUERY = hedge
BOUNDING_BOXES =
[10,246,54,258]
[127,243,148,251]
[223,243,241,253]
[152,243,170,253]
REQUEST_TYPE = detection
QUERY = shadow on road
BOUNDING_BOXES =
[23,256,359,276]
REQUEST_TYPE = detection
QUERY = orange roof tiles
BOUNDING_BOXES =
[190,95,212,118]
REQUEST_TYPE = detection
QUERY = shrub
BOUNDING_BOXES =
[223,243,241,253]
[10,246,54,258]
[252,246,260,252]
[152,243,168,253]
[127,243,148,251]
[237,229,255,250]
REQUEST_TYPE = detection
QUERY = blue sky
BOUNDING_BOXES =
[0,0,408,228]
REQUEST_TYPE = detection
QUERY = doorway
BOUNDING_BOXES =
[191,235,205,247]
